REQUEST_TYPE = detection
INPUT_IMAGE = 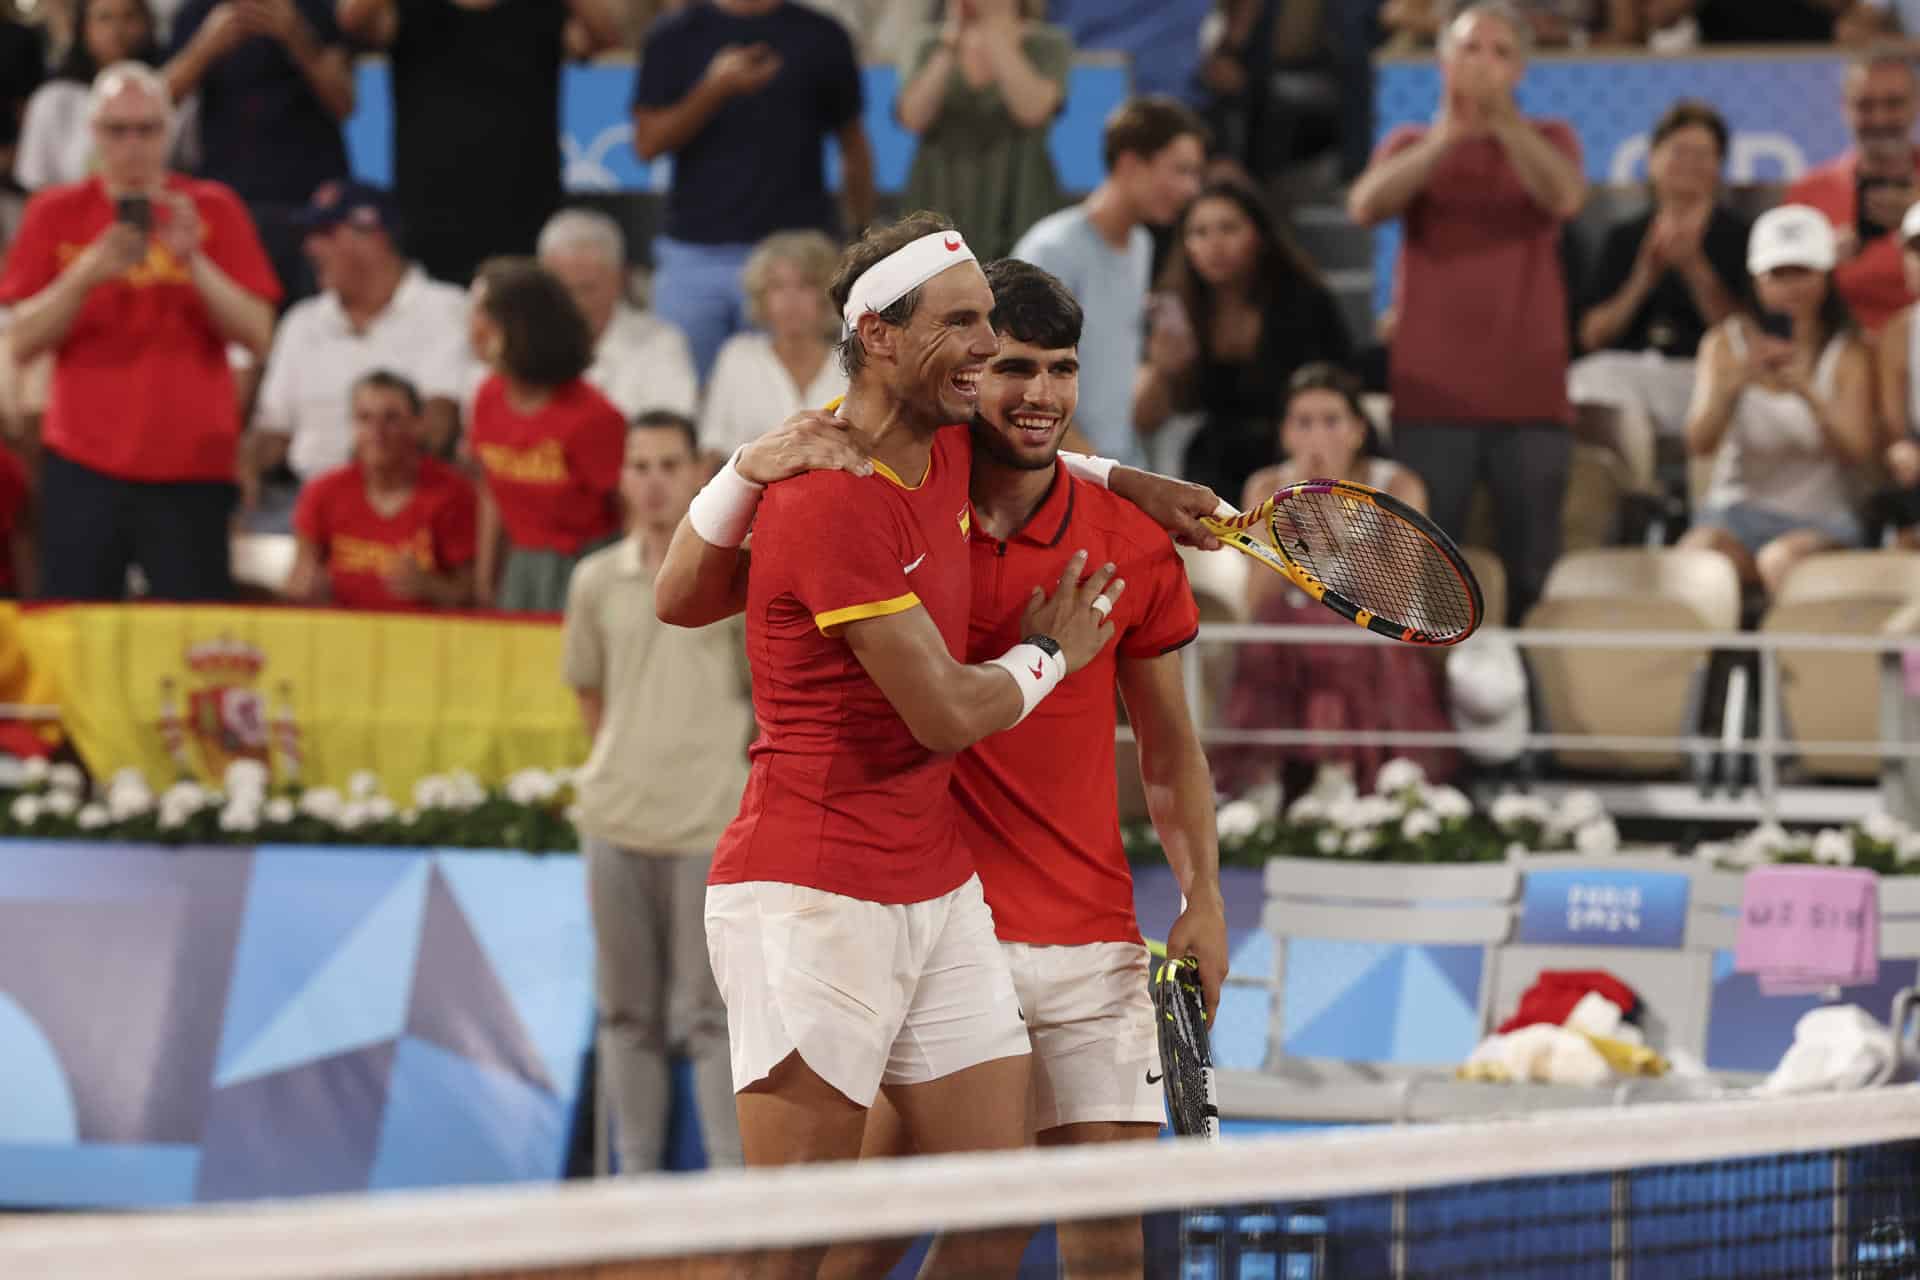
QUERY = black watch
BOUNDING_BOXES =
[1024,634,1063,662]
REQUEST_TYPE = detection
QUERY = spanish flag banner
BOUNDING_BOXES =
[15,605,588,794]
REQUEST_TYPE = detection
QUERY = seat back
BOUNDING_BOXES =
[1762,552,1920,779]
[1524,550,1736,773]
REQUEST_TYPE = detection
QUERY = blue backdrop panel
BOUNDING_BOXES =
[1371,53,1861,313]
[0,842,592,1208]
[344,61,1129,202]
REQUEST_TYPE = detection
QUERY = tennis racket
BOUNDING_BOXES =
[1151,949,1219,1142]
[1204,478,1484,646]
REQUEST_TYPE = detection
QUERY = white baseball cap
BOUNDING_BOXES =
[1747,204,1837,275]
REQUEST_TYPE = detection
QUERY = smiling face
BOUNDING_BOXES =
[970,335,1080,472]
[1648,122,1722,205]
[873,261,999,423]
[1845,60,1918,169]
[351,381,422,472]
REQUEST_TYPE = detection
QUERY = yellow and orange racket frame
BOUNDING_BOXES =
[1201,478,1484,647]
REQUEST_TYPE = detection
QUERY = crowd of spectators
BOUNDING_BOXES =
[0,0,1918,659]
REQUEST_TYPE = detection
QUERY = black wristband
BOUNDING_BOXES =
[1023,634,1063,662]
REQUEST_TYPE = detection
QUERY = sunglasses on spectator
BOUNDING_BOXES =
[96,119,165,139]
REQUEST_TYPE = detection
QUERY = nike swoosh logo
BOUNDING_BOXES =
[903,553,927,574]
[1027,661,1045,680]
[1145,1070,1163,1084]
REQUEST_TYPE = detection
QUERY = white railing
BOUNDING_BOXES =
[1152,622,1920,824]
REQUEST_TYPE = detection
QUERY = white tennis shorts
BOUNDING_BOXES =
[704,874,1029,1106]
[1002,940,1166,1132]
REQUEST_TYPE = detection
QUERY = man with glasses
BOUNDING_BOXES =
[0,60,280,601]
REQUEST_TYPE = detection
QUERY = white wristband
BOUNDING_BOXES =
[986,640,1068,727]
[687,448,765,548]
[1059,451,1117,490]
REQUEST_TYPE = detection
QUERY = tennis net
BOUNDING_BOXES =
[3,1086,1918,1278]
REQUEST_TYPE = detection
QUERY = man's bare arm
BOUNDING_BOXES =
[1118,650,1227,1018]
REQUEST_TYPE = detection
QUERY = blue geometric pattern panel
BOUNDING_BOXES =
[0,841,591,1208]
[1284,940,1484,1067]
[1371,53,1859,313]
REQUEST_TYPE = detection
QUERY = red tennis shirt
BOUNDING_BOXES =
[710,424,977,904]
[466,375,625,554]
[0,175,281,482]
[954,465,1200,945]
[293,457,479,610]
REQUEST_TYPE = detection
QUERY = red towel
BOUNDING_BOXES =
[1497,970,1640,1035]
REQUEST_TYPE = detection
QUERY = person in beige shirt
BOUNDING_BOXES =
[563,409,750,1172]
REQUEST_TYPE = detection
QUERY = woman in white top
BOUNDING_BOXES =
[15,0,159,191]
[698,230,848,458]
[1682,204,1875,599]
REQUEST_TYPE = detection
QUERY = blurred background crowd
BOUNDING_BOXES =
[3,0,1920,805]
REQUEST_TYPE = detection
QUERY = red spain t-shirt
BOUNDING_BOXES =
[1786,150,1919,335]
[0,175,281,481]
[710,424,977,905]
[1380,121,1580,427]
[292,457,479,610]
[466,375,624,553]
[953,467,1200,945]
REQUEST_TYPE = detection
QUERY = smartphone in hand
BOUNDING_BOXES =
[114,194,152,233]
[1758,310,1794,341]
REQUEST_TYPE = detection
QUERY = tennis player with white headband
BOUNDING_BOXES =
[654,212,1218,1278]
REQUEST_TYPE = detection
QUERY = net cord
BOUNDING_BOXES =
[4,1086,1920,1279]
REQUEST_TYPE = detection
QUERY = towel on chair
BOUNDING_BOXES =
[1734,865,1879,996]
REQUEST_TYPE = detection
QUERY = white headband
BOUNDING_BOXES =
[841,230,977,330]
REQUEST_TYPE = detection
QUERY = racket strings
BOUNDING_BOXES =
[1155,967,1215,1137]
[1274,491,1475,638]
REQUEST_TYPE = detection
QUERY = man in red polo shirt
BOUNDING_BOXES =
[822,259,1229,1280]
[0,61,278,601]
[286,370,477,610]
[1347,1,1586,624]
[655,213,1123,1278]
[1786,51,1920,334]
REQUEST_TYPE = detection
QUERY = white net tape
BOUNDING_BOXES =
[5,1086,1920,1279]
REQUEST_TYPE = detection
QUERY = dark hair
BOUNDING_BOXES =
[352,368,422,416]
[983,258,1082,349]
[475,257,594,389]
[829,210,957,377]
[1159,180,1328,367]
[631,409,698,456]
[1284,362,1386,459]
[1651,99,1729,160]
[1101,94,1210,173]
[56,0,160,84]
